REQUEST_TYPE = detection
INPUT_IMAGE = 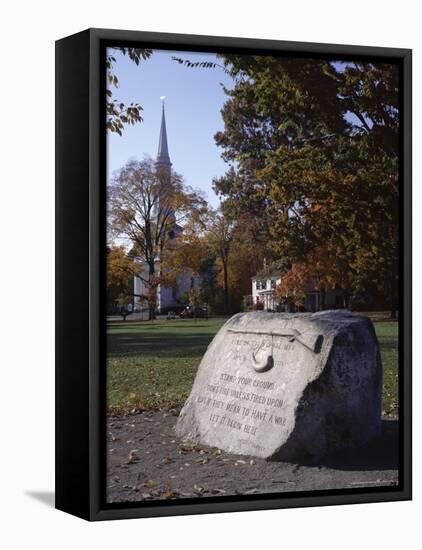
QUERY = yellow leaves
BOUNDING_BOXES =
[107,246,138,289]
[161,232,207,277]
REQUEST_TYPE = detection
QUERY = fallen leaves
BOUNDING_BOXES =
[107,413,270,503]
[210,488,226,495]
[179,441,202,454]
[162,486,178,499]
[193,484,205,495]
[143,479,157,489]
[194,457,209,464]
[244,488,259,495]
[126,449,140,464]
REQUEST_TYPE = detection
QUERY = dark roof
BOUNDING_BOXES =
[251,260,289,280]
[251,272,280,281]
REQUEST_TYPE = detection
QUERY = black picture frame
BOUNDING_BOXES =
[55,27,412,521]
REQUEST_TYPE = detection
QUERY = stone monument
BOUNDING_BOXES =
[175,310,382,460]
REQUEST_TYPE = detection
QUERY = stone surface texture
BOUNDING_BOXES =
[175,310,382,460]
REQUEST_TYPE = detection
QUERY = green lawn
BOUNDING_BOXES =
[106,318,398,416]
[107,318,227,414]
[376,321,399,416]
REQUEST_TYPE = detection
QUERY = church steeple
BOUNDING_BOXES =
[156,98,172,170]
[154,97,176,232]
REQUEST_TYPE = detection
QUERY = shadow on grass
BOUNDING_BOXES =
[135,323,211,330]
[107,330,218,358]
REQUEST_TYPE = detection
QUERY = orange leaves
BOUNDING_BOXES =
[277,262,310,307]
[277,245,346,307]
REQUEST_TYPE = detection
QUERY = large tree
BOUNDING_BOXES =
[211,57,399,314]
[160,212,209,283]
[202,209,235,314]
[108,158,206,319]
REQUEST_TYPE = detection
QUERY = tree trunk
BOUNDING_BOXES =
[343,291,350,309]
[222,258,229,314]
[148,259,156,321]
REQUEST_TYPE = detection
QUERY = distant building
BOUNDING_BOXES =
[133,101,201,313]
[251,272,280,311]
[251,266,344,312]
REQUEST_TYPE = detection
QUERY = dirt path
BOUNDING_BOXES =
[106,412,399,503]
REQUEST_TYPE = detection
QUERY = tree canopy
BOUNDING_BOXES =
[211,56,399,312]
[106,54,400,318]
[108,157,206,318]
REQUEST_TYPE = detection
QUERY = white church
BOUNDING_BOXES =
[133,101,201,314]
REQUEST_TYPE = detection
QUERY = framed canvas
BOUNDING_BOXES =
[55,28,412,521]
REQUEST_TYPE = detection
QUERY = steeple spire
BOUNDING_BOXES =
[156,97,171,169]
[154,97,176,230]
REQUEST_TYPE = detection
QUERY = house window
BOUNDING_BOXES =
[271,279,277,289]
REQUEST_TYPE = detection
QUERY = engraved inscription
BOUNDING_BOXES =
[195,363,289,443]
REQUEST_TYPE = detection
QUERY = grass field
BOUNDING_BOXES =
[376,321,399,415]
[106,318,398,416]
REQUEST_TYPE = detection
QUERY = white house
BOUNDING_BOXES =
[251,273,280,311]
[251,268,345,312]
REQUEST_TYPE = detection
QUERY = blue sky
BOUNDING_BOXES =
[106,52,365,207]
[107,48,235,206]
